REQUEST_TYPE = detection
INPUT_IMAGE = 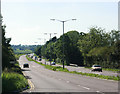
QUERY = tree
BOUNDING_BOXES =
[54,31,83,66]
[34,46,42,58]
[2,25,15,69]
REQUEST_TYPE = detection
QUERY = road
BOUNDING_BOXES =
[19,55,118,93]
[41,59,118,77]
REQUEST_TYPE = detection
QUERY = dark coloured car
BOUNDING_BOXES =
[23,63,29,68]
[39,58,42,61]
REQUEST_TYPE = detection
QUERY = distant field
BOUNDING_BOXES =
[14,49,33,54]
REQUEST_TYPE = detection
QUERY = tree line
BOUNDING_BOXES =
[35,27,120,69]
[2,25,16,69]
[11,45,38,54]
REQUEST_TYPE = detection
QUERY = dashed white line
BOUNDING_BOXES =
[96,91,100,92]
[77,85,81,86]
[66,81,70,83]
[82,86,90,90]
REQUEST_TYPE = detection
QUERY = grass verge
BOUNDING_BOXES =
[2,61,29,93]
[15,54,25,60]
[102,68,120,72]
[26,56,120,81]
[2,72,29,92]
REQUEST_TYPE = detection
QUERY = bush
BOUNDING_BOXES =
[2,72,29,92]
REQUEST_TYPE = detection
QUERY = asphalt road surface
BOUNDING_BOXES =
[19,55,118,93]
[41,59,118,77]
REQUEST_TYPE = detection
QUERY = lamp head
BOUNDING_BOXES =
[44,33,47,35]
[72,19,76,21]
[50,19,55,21]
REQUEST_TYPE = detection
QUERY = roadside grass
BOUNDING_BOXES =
[2,72,29,92]
[102,68,120,72]
[26,56,34,61]
[26,56,120,81]
[2,61,29,92]
[15,54,25,60]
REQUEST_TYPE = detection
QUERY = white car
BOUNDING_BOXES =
[51,62,55,65]
[91,65,102,72]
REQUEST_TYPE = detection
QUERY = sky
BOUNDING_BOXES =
[1,0,119,45]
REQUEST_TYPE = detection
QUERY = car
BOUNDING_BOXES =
[51,62,55,65]
[38,58,42,61]
[23,63,29,68]
[91,65,102,72]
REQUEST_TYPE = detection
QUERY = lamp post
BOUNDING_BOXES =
[50,19,76,69]
[44,33,57,65]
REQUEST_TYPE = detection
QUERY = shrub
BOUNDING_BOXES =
[2,72,29,92]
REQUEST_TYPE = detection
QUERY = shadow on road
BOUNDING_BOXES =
[21,69,31,71]
[25,76,32,79]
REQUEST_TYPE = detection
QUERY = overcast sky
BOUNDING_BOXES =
[1,0,119,45]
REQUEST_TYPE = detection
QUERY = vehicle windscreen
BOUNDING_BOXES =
[94,65,101,67]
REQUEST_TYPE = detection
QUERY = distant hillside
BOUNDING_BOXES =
[11,44,40,54]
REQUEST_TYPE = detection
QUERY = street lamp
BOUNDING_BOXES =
[44,32,57,65]
[51,19,76,69]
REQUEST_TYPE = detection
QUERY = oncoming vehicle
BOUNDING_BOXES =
[38,58,42,61]
[51,62,55,65]
[23,63,29,68]
[91,65,102,72]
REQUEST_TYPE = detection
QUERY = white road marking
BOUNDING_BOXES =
[82,86,90,90]
[59,79,61,80]
[66,81,70,83]
[22,72,34,90]
[96,91,100,92]
[28,79,34,90]
[77,85,81,86]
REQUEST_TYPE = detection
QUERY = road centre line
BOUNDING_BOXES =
[77,84,90,90]
[96,91,100,92]
[82,86,90,90]
[66,81,70,83]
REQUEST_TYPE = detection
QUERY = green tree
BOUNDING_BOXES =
[2,25,15,69]
[54,31,83,66]
[34,46,42,58]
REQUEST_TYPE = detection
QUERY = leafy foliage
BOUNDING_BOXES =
[2,19,29,92]
[2,71,28,92]
[12,45,37,54]
[37,31,84,66]
[77,27,120,68]
[35,26,120,69]
[2,25,16,69]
